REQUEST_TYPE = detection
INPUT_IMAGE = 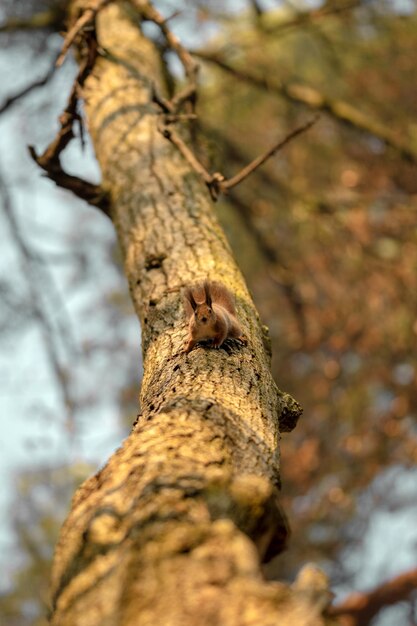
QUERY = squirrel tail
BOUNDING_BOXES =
[204,280,236,315]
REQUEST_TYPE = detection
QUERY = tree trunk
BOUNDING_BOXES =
[49,4,329,625]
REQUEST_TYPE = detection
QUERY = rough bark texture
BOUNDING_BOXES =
[49,4,330,625]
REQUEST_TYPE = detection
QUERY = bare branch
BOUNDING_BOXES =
[150,83,174,113]
[222,115,319,190]
[160,125,213,185]
[56,0,111,67]
[28,147,110,212]
[29,29,110,216]
[194,51,417,164]
[158,114,317,200]
[171,83,198,111]
[329,568,417,626]
[135,1,198,84]
[36,31,98,164]
[144,3,316,200]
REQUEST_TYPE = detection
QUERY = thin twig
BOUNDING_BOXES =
[145,3,315,200]
[223,115,319,190]
[161,126,213,184]
[200,120,289,191]
[171,83,198,111]
[135,0,199,131]
[160,116,318,200]
[150,83,174,113]
[56,0,111,67]
[28,148,110,212]
[33,31,98,166]
[137,2,198,83]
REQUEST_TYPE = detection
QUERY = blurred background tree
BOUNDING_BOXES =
[0,1,416,625]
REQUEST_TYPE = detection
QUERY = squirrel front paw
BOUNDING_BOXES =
[184,339,196,353]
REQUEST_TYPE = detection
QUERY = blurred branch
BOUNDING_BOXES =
[0,58,57,115]
[223,115,319,190]
[329,567,417,626]
[200,120,292,191]
[266,1,362,33]
[0,9,64,33]
[194,51,417,164]
[56,0,111,67]
[138,4,317,199]
[249,0,264,17]
[135,0,199,85]
[0,167,76,431]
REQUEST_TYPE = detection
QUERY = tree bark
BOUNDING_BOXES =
[48,4,328,625]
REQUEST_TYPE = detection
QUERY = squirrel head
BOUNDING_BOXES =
[193,302,213,325]
[184,281,214,324]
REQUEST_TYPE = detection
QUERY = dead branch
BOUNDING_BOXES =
[158,114,318,200]
[193,51,417,164]
[56,0,111,67]
[28,150,110,211]
[29,28,110,216]
[171,83,198,111]
[329,567,417,626]
[135,1,198,84]
[199,120,289,191]
[222,115,319,190]
[150,83,174,113]
[160,125,213,185]
[134,0,199,139]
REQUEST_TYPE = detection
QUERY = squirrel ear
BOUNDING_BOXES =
[185,288,198,311]
[204,281,212,307]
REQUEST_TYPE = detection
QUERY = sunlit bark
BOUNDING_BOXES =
[46,4,330,625]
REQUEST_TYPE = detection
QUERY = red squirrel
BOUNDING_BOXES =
[184,280,247,353]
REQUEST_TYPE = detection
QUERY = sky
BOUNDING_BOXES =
[0,43,142,590]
